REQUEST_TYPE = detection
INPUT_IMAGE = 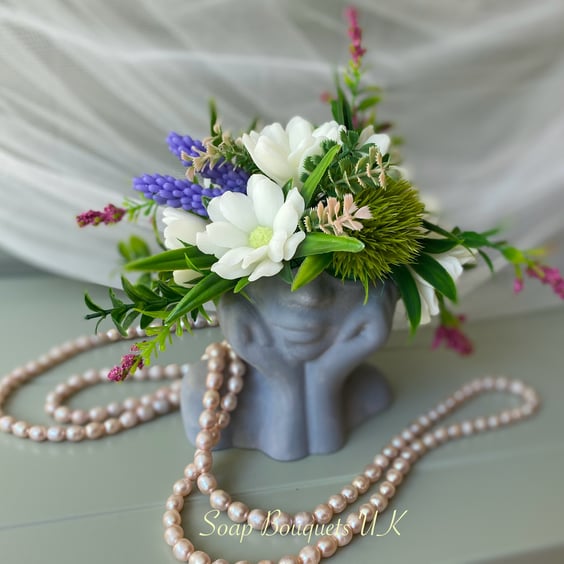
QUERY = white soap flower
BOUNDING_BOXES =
[196,174,306,282]
[409,246,476,324]
[162,208,208,287]
[242,117,343,187]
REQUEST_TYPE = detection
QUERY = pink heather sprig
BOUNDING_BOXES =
[432,314,474,357]
[76,204,126,227]
[107,344,145,382]
[345,6,366,67]
[514,263,564,299]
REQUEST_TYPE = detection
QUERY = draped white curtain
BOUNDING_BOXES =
[1,0,563,312]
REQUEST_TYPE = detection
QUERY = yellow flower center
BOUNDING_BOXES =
[248,226,273,249]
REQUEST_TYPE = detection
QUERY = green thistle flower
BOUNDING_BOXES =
[331,176,424,286]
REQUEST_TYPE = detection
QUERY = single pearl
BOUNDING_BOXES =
[447,424,461,438]
[373,454,389,468]
[195,431,215,451]
[461,420,474,436]
[207,358,225,373]
[202,390,220,410]
[153,398,171,415]
[148,365,164,380]
[212,560,230,564]
[172,538,194,562]
[378,481,396,499]
[71,409,90,425]
[351,475,370,494]
[269,510,292,531]
[278,556,300,564]
[340,485,358,504]
[510,380,525,395]
[164,363,180,378]
[369,493,388,513]
[53,406,71,424]
[119,411,139,429]
[66,425,85,442]
[184,463,199,481]
[228,359,246,378]
[410,439,426,456]
[316,535,338,558]
[433,427,448,444]
[216,412,230,429]
[194,452,213,473]
[474,417,487,432]
[136,405,155,422]
[68,374,85,389]
[298,545,321,564]
[173,479,193,497]
[409,421,423,435]
[123,397,140,411]
[358,505,376,527]
[363,463,382,483]
[392,458,411,474]
[166,495,184,512]
[422,433,437,448]
[428,409,440,422]
[345,513,363,534]
[400,428,415,442]
[88,406,108,422]
[47,426,66,442]
[188,552,211,564]
[0,415,15,433]
[28,425,47,442]
[106,328,121,341]
[487,415,500,429]
[140,394,154,407]
[12,421,29,438]
[327,494,347,514]
[198,410,217,430]
[390,435,406,449]
[104,418,122,435]
[220,393,238,412]
[85,422,105,439]
[164,525,184,547]
[400,447,417,463]
[205,372,223,391]
[210,490,232,512]
[313,503,333,524]
[227,375,244,394]
[247,508,267,530]
[386,468,403,486]
[382,445,398,459]
[294,511,314,529]
[162,510,181,528]
[227,501,249,523]
[196,472,217,494]
[333,522,354,546]
[83,369,100,384]
[107,402,122,417]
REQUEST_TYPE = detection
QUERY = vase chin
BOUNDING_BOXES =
[181,274,398,461]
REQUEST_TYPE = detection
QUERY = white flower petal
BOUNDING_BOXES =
[313,121,344,143]
[272,203,300,235]
[206,197,226,223]
[247,259,283,282]
[216,246,254,267]
[247,174,284,226]
[173,269,201,288]
[198,222,248,252]
[282,231,306,260]
[212,260,253,280]
[241,246,269,268]
[362,133,391,155]
[162,208,207,249]
[218,191,257,232]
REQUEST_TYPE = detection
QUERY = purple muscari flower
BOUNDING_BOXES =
[167,131,250,193]
[133,172,247,218]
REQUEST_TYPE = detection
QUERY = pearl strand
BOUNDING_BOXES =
[0,315,218,442]
[163,343,540,564]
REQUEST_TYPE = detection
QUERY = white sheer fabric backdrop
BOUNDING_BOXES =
[1,0,563,317]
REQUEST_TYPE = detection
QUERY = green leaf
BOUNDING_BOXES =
[421,238,459,254]
[209,99,218,134]
[459,231,495,248]
[125,247,215,272]
[357,95,381,112]
[294,232,364,258]
[120,276,162,303]
[501,246,526,263]
[410,253,457,302]
[291,254,333,291]
[330,83,353,129]
[392,265,421,334]
[422,220,461,242]
[234,277,250,294]
[478,249,495,273]
[279,262,294,285]
[165,273,237,324]
[109,288,125,309]
[84,293,105,314]
[301,144,341,207]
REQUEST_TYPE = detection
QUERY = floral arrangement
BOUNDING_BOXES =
[78,7,563,379]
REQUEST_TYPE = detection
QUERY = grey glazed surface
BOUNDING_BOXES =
[181,274,398,460]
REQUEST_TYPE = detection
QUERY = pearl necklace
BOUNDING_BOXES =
[0,324,540,564]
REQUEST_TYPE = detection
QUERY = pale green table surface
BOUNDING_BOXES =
[0,274,563,564]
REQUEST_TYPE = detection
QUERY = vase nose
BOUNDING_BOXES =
[282,277,336,309]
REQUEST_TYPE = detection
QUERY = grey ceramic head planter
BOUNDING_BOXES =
[181,273,398,460]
